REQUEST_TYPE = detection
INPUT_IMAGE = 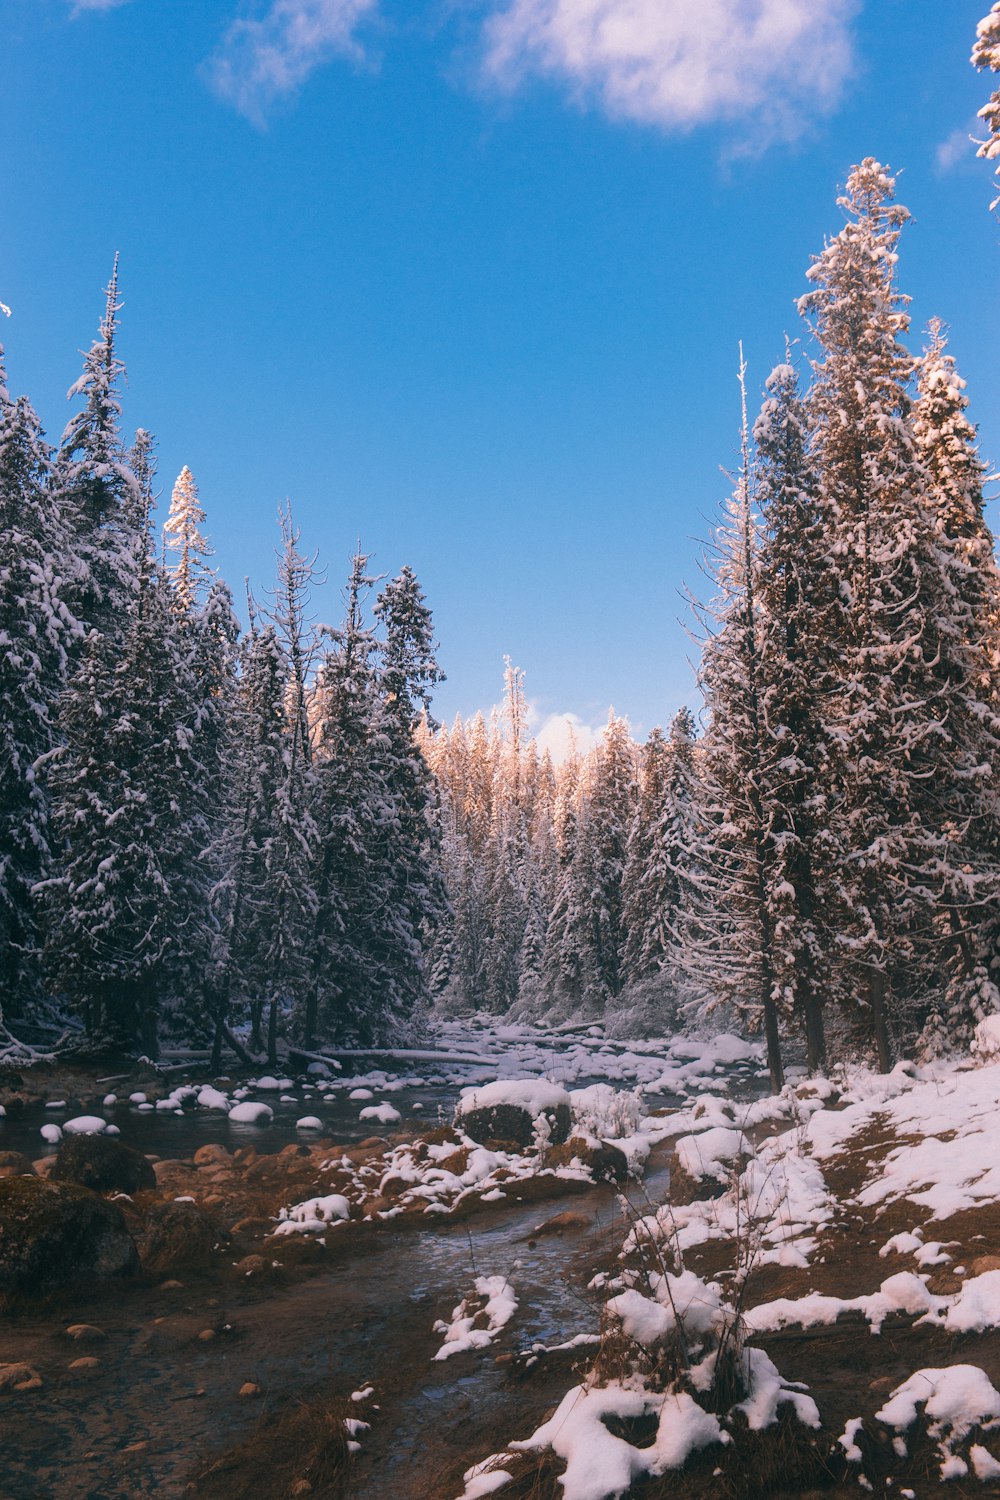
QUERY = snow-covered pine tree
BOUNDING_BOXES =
[42,478,215,1056]
[800,160,978,1067]
[54,258,141,638]
[252,506,321,1059]
[753,358,838,1072]
[164,465,213,612]
[305,549,428,1047]
[693,356,785,1092]
[209,607,289,1069]
[973,3,1000,209]
[541,753,592,1014]
[0,350,74,1019]
[909,320,1000,1042]
[373,565,449,994]
[573,712,636,1008]
[621,725,670,984]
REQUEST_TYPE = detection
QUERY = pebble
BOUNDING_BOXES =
[197,1329,216,1342]
[0,1364,42,1392]
[65,1323,106,1343]
[238,1381,261,1398]
[69,1357,100,1371]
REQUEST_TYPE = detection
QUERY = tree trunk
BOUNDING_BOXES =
[267,995,278,1068]
[869,968,892,1073]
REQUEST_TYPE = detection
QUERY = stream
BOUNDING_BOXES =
[0,1022,768,1498]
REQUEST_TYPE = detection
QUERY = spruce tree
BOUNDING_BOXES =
[164,465,212,612]
[55,258,141,637]
[694,357,785,1091]
[800,160,981,1067]
[909,320,1000,1040]
[753,358,838,1071]
[0,351,72,1019]
[974,3,1000,209]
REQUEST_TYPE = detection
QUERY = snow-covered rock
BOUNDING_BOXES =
[228,1101,273,1125]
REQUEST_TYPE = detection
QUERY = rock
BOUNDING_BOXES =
[0,1177,138,1296]
[193,1144,231,1167]
[32,1157,55,1178]
[50,1135,156,1195]
[198,1329,216,1341]
[159,1279,183,1290]
[459,1101,572,1151]
[65,1323,106,1343]
[238,1381,260,1398]
[970,1255,1000,1276]
[529,1210,592,1237]
[232,1146,258,1167]
[133,1201,225,1276]
[0,1152,36,1179]
[234,1254,270,1277]
[291,1482,313,1497]
[0,1363,42,1392]
[544,1136,629,1184]
[69,1356,100,1370]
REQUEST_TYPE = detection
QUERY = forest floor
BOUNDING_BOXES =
[2,1025,1000,1499]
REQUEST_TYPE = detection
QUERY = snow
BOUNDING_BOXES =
[62,1115,109,1135]
[510,1384,724,1500]
[433,1275,517,1359]
[40,1123,62,1144]
[196,1086,230,1111]
[359,1103,401,1125]
[875,1365,1000,1479]
[228,1101,273,1125]
[272,1193,351,1234]
[456,1079,570,1118]
[296,1116,324,1131]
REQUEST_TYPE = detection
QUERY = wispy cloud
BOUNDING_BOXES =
[69,0,134,12]
[481,0,860,144]
[935,123,977,175]
[206,0,380,125]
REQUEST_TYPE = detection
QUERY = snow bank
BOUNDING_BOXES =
[875,1365,1000,1479]
[510,1384,724,1500]
[433,1275,517,1360]
[273,1193,350,1235]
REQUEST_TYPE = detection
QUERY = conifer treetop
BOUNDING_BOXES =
[164,464,212,611]
[974,3,1000,207]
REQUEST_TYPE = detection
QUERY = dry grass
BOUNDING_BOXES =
[187,1391,359,1500]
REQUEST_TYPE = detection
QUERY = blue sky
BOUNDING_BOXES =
[2,1,998,753]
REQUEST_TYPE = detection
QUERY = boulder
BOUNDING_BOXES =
[50,1135,156,1195]
[193,1144,231,1167]
[459,1100,572,1151]
[0,1177,138,1296]
[133,1201,225,1276]
[545,1136,629,1183]
[456,1081,572,1150]
[0,1151,36,1179]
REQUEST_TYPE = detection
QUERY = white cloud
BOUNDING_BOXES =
[481,0,859,143]
[70,0,133,12]
[206,0,379,124]
[534,710,605,763]
[935,124,976,175]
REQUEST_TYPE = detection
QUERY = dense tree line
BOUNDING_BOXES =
[2,5,998,1079]
[0,266,445,1064]
[423,155,1000,1087]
